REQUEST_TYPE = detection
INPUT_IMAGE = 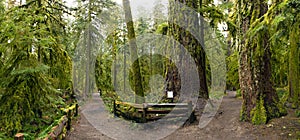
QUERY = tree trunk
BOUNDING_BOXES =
[288,22,300,108]
[84,0,92,97]
[122,0,145,103]
[239,0,283,124]
[168,0,209,99]
[198,0,209,99]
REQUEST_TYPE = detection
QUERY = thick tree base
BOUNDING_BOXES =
[240,97,287,125]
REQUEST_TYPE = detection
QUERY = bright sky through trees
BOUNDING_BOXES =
[64,0,168,19]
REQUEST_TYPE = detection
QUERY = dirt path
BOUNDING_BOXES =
[66,92,300,140]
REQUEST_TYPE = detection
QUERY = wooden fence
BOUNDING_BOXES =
[113,100,194,123]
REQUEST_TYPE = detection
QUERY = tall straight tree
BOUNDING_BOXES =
[237,0,283,124]
[288,18,300,108]
[122,0,145,103]
[85,0,92,96]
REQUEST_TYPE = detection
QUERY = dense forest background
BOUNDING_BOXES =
[0,0,299,139]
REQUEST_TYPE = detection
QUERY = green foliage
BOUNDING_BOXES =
[95,53,114,92]
[0,132,11,140]
[156,22,169,35]
[0,0,4,14]
[136,18,149,35]
[129,54,168,95]
[251,97,267,125]
[296,110,300,118]
[236,89,242,98]
[0,60,54,134]
[71,0,117,97]
[226,51,239,90]
[37,115,65,139]
[276,88,288,99]
[267,0,300,109]
[277,99,288,117]
[274,88,288,116]
[0,0,72,137]
[240,102,248,122]
[271,45,288,87]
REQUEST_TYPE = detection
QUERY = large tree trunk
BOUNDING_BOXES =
[238,0,283,124]
[288,21,300,108]
[168,0,209,99]
[122,0,145,103]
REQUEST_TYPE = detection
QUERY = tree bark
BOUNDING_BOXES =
[168,0,209,99]
[288,22,300,108]
[238,0,283,124]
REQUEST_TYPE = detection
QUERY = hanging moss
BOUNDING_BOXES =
[251,96,267,125]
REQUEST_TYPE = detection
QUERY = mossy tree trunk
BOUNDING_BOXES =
[168,0,209,99]
[238,0,283,124]
[122,0,145,103]
[288,21,300,108]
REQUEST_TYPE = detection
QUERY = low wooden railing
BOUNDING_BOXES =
[14,103,79,140]
[113,100,193,123]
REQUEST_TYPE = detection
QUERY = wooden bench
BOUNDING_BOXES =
[113,100,193,123]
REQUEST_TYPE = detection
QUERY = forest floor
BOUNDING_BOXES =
[66,92,300,140]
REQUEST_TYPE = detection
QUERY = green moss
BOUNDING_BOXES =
[277,94,288,116]
[289,22,300,109]
[236,89,242,98]
[156,22,169,35]
[251,97,267,125]
[276,88,289,99]
[240,102,248,121]
[291,103,298,109]
[226,51,240,90]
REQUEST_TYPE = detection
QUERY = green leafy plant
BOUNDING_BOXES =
[236,89,242,98]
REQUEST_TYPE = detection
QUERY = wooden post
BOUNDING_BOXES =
[113,100,116,117]
[75,103,79,117]
[142,103,148,123]
[66,109,71,131]
[14,133,24,140]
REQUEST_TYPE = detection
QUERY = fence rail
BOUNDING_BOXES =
[14,103,79,140]
[113,100,193,123]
